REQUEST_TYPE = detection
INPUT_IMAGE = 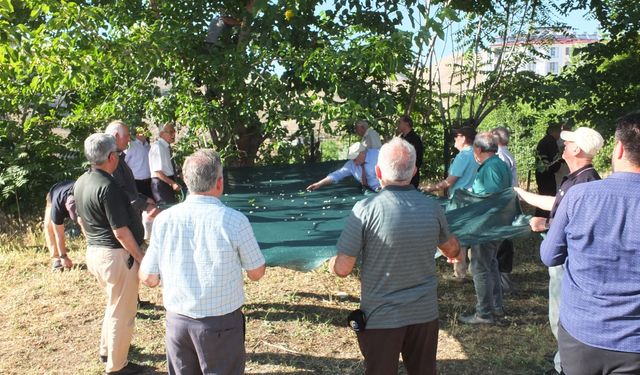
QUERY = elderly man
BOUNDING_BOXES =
[459,132,512,325]
[306,142,380,192]
[149,122,182,205]
[355,120,382,149]
[396,115,424,188]
[105,121,154,213]
[74,133,146,375]
[139,149,266,375]
[515,126,604,375]
[330,138,460,375]
[540,113,640,374]
[43,180,77,271]
[424,125,478,280]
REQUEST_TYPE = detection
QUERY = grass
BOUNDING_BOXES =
[0,220,556,375]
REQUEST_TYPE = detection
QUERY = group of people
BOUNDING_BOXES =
[43,113,640,375]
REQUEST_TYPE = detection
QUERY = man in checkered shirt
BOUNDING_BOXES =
[139,149,266,375]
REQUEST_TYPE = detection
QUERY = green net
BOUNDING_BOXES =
[220,161,531,271]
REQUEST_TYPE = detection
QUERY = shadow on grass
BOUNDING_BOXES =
[245,302,351,326]
[130,345,168,374]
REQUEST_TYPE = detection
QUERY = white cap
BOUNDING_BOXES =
[560,127,604,157]
[347,142,366,159]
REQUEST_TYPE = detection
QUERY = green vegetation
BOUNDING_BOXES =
[0,220,556,374]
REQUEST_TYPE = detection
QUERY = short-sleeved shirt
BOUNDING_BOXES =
[336,185,450,329]
[549,164,600,218]
[471,154,512,195]
[140,195,265,318]
[328,149,380,191]
[149,138,174,177]
[74,169,144,248]
[48,180,76,225]
[362,127,382,149]
[448,146,478,197]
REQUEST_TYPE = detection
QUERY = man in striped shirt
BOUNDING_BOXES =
[329,138,460,375]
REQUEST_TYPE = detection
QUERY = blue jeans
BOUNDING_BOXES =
[470,241,503,318]
[549,264,564,372]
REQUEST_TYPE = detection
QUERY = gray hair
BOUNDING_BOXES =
[104,120,129,137]
[491,126,510,146]
[84,133,117,165]
[183,149,223,193]
[378,138,416,182]
[355,120,369,130]
[473,132,499,153]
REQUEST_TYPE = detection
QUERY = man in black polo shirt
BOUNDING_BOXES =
[396,115,424,189]
[74,133,146,375]
[515,127,604,375]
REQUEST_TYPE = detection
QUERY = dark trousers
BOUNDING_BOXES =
[559,322,640,375]
[356,319,439,375]
[135,178,153,201]
[151,177,176,205]
[166,309,245,375]
[497,239,513,273]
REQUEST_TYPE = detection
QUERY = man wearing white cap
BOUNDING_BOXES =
[306,142,380,192]
[515,126,604,375]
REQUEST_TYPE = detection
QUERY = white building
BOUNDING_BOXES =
[489,30,599,76]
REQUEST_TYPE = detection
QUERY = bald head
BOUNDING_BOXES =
[377,138,416,185]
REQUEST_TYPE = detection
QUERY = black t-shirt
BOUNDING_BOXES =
[74,169,144,248]
[49,180,75,225]
[402,129,424,168]
[550,164,601,218]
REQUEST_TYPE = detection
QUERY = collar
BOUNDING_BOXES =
[566,164,595,180]
[381,184,414,192]
[158,138,170,147]
[184,194,221,204]
[607,171,640,181]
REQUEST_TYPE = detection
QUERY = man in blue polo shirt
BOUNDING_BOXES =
[540,112,640,374]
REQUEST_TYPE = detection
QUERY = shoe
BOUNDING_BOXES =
[493,307,506,318]
[459,313,495,325]
[100,355,107,363]
[105,362,144,375]
[51,259,63,272]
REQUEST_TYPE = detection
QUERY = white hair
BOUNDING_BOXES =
[84,133,117,165]
[378,138,416,182]
[183,149,223,193]
[491,126,510,146]
[104,120,129,138]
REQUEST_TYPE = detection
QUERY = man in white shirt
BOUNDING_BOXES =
[306,142,380,192]
[125,122,152,199]
[355,120,383,149]
[149,122,182,205]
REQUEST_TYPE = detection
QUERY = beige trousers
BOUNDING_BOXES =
[86,246,139,373]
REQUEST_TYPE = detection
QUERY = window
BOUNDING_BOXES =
[565,47,571,56]
[527,62,536,72]
[550,47,558,58]
[549,62,559,74]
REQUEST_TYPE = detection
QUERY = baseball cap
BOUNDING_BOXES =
[65,195,78,222]
[560,127,604,157]
[347,142,366,159]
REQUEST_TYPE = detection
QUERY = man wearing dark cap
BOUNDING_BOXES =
[43,180,78,271]
[396,115,424,188]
